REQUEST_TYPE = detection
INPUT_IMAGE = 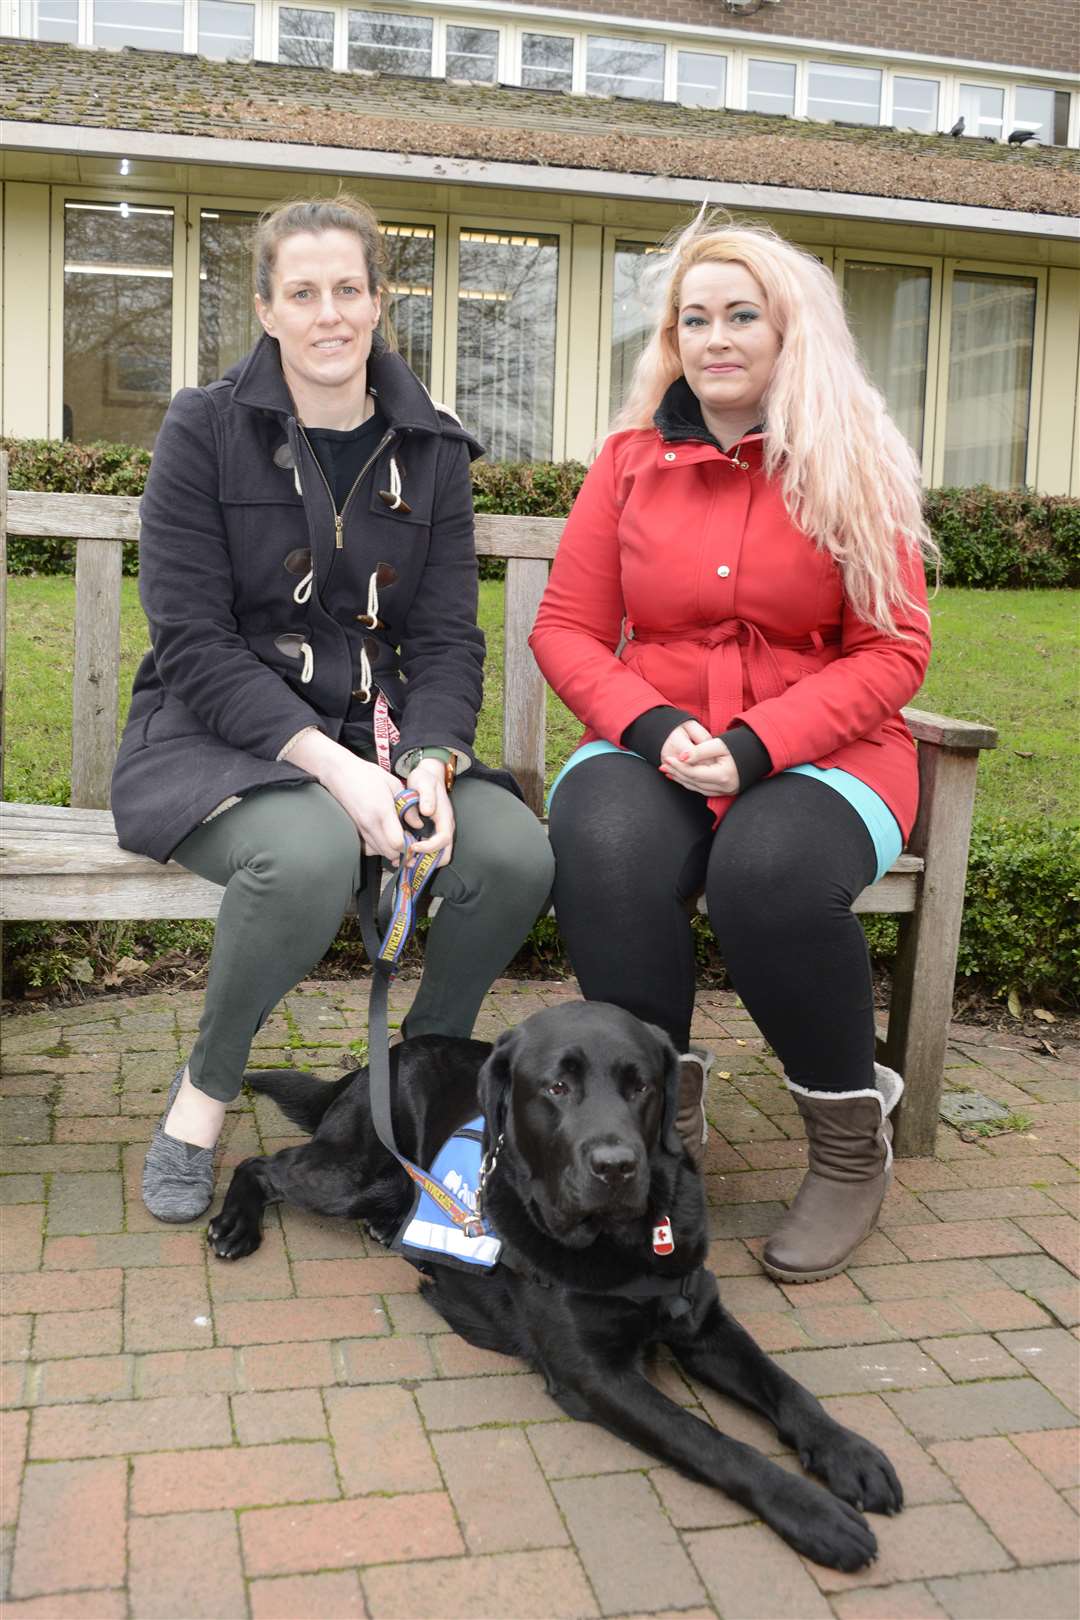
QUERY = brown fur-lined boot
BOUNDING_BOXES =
[761,1065,903,1283]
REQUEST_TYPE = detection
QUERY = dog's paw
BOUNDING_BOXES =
[800,1428,904,1516]
[765,1472,878,1572]
[207,1208,262,1261]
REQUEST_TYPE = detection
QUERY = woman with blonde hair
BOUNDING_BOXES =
[113,193,553,1222]
[530,215,934,1282]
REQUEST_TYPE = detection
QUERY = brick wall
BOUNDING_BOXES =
[512,0,1079,77]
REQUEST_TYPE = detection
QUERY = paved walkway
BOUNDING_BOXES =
[1,977,1077,1620]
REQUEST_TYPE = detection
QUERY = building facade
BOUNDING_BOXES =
[2,0,1078,489]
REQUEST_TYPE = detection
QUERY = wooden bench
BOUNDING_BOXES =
[0,454,997,1156]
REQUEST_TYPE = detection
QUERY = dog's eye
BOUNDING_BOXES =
[628,1077,650,1096]
[545,1079,570,1098]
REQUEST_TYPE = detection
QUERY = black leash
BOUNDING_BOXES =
[358,792,492,1239]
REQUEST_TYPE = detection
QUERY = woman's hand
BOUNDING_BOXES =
[287,732,407,861]
[403,758,455,868]
[659,719,740,797]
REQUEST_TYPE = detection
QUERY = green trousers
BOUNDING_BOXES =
[172,777,554,1102]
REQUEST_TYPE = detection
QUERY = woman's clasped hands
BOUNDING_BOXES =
[659,719,739,797]
[288,731,454,866]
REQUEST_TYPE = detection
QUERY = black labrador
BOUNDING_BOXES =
[208,1001,901,1569]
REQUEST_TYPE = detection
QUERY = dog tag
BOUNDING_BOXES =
[652,1217,675,1256]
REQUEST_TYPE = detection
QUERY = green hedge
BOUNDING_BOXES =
[4,821,1076,1004]
[4,437,1078,588]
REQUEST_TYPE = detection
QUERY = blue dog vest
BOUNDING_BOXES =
[394,1116,502,1273]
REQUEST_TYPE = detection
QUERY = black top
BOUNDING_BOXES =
[305,406,388,511]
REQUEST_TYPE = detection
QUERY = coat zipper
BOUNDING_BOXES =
[297,424,398,550]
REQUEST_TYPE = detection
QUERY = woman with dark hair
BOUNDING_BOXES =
[113,193,553,1223]
[531,215,935,1283]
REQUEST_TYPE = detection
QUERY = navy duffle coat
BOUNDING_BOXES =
[112,332,499,863]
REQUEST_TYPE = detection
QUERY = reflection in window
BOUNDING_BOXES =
[677,51,726,110]
[958,84,1004,138]
[893,76,938,133]
[199,210,260,386]
[586,36,664,100]
[348,9,431,75]
[94,0,183,50]
[382,224,434,388]
[807,62,880,124]
[521,33,573,92]
[609,240,660,419]
[844,261,931,457]
[747,59,796,116]
[944,272,1036,488]
[63,201,174,450]
[1014,86,1070,145]
[199,0,254,59]
[31,0,78,42]
[446,24,498,83]
[455,228,559,461]
[279,6,333,67]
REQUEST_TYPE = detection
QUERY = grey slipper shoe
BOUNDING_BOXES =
[142,1066,217,1224]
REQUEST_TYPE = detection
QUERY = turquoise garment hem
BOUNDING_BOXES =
[547,740,641,810]
[784,764,902,883]
[547,743,902,884]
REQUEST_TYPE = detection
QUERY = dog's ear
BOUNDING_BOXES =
[477,1026,518,1153]
[641,1021,684,1158]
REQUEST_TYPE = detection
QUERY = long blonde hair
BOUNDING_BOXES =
[613,213,935,635]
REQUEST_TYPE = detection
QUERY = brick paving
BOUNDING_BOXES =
[1,978,1077,1620]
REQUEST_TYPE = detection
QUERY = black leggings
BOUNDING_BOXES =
[548,757,879,1092]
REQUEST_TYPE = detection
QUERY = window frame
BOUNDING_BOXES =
[885,71,942,134]
[672,45,729,111]
[509,22,577,94]
[804,57,884,126]
[274,0,338,68]
[346,4,434,79]
[931,257,1047,488]
[444,211,571,459]
[834,249,943,475]
[50,184,187,442]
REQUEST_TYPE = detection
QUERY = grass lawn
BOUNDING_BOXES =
[4,579,1076,827]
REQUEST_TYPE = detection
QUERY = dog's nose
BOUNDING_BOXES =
[587,1144,639,1185]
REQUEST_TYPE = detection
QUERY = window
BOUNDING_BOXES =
[199,0,254,60]
[445,24,498,83]
[893,76,939,134]
[63,200,174,449]
[1013,86,1070,145]
[521,33,572,91]
[609,240,660,419]
[383,223,435,388]
[958,84,1004,139]
[31,0,78,42]
[677,50,726,110]
[586,36,664,101]
[198,210,260,385]
[94,0,184,50]
[348,10,431,76]
[279,6,333,67]
[806,62,881,125]
[844,261,931,456]
[455,227,559,460]
[944,272,1036,487]
[747,59,796,117]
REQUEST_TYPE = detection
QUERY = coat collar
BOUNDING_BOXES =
[228,331,481,451]
[653,376,764,460]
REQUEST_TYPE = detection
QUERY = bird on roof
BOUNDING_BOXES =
[1007,127,1038,144]
[948,116,965,137]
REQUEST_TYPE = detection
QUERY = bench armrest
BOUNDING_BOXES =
[902,707,998,752]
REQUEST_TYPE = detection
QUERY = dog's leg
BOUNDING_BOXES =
[545,1352,879,1572]
[208,1144,403,1260]
[674,1299,903,1518]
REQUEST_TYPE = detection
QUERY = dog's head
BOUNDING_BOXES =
[478,1001,682,1249]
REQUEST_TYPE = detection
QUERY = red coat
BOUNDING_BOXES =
[529,427,931,841]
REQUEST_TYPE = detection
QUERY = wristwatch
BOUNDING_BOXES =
[401,746,456,792]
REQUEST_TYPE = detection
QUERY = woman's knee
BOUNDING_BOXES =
[448,780,554,907]
[235,788,360,908]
